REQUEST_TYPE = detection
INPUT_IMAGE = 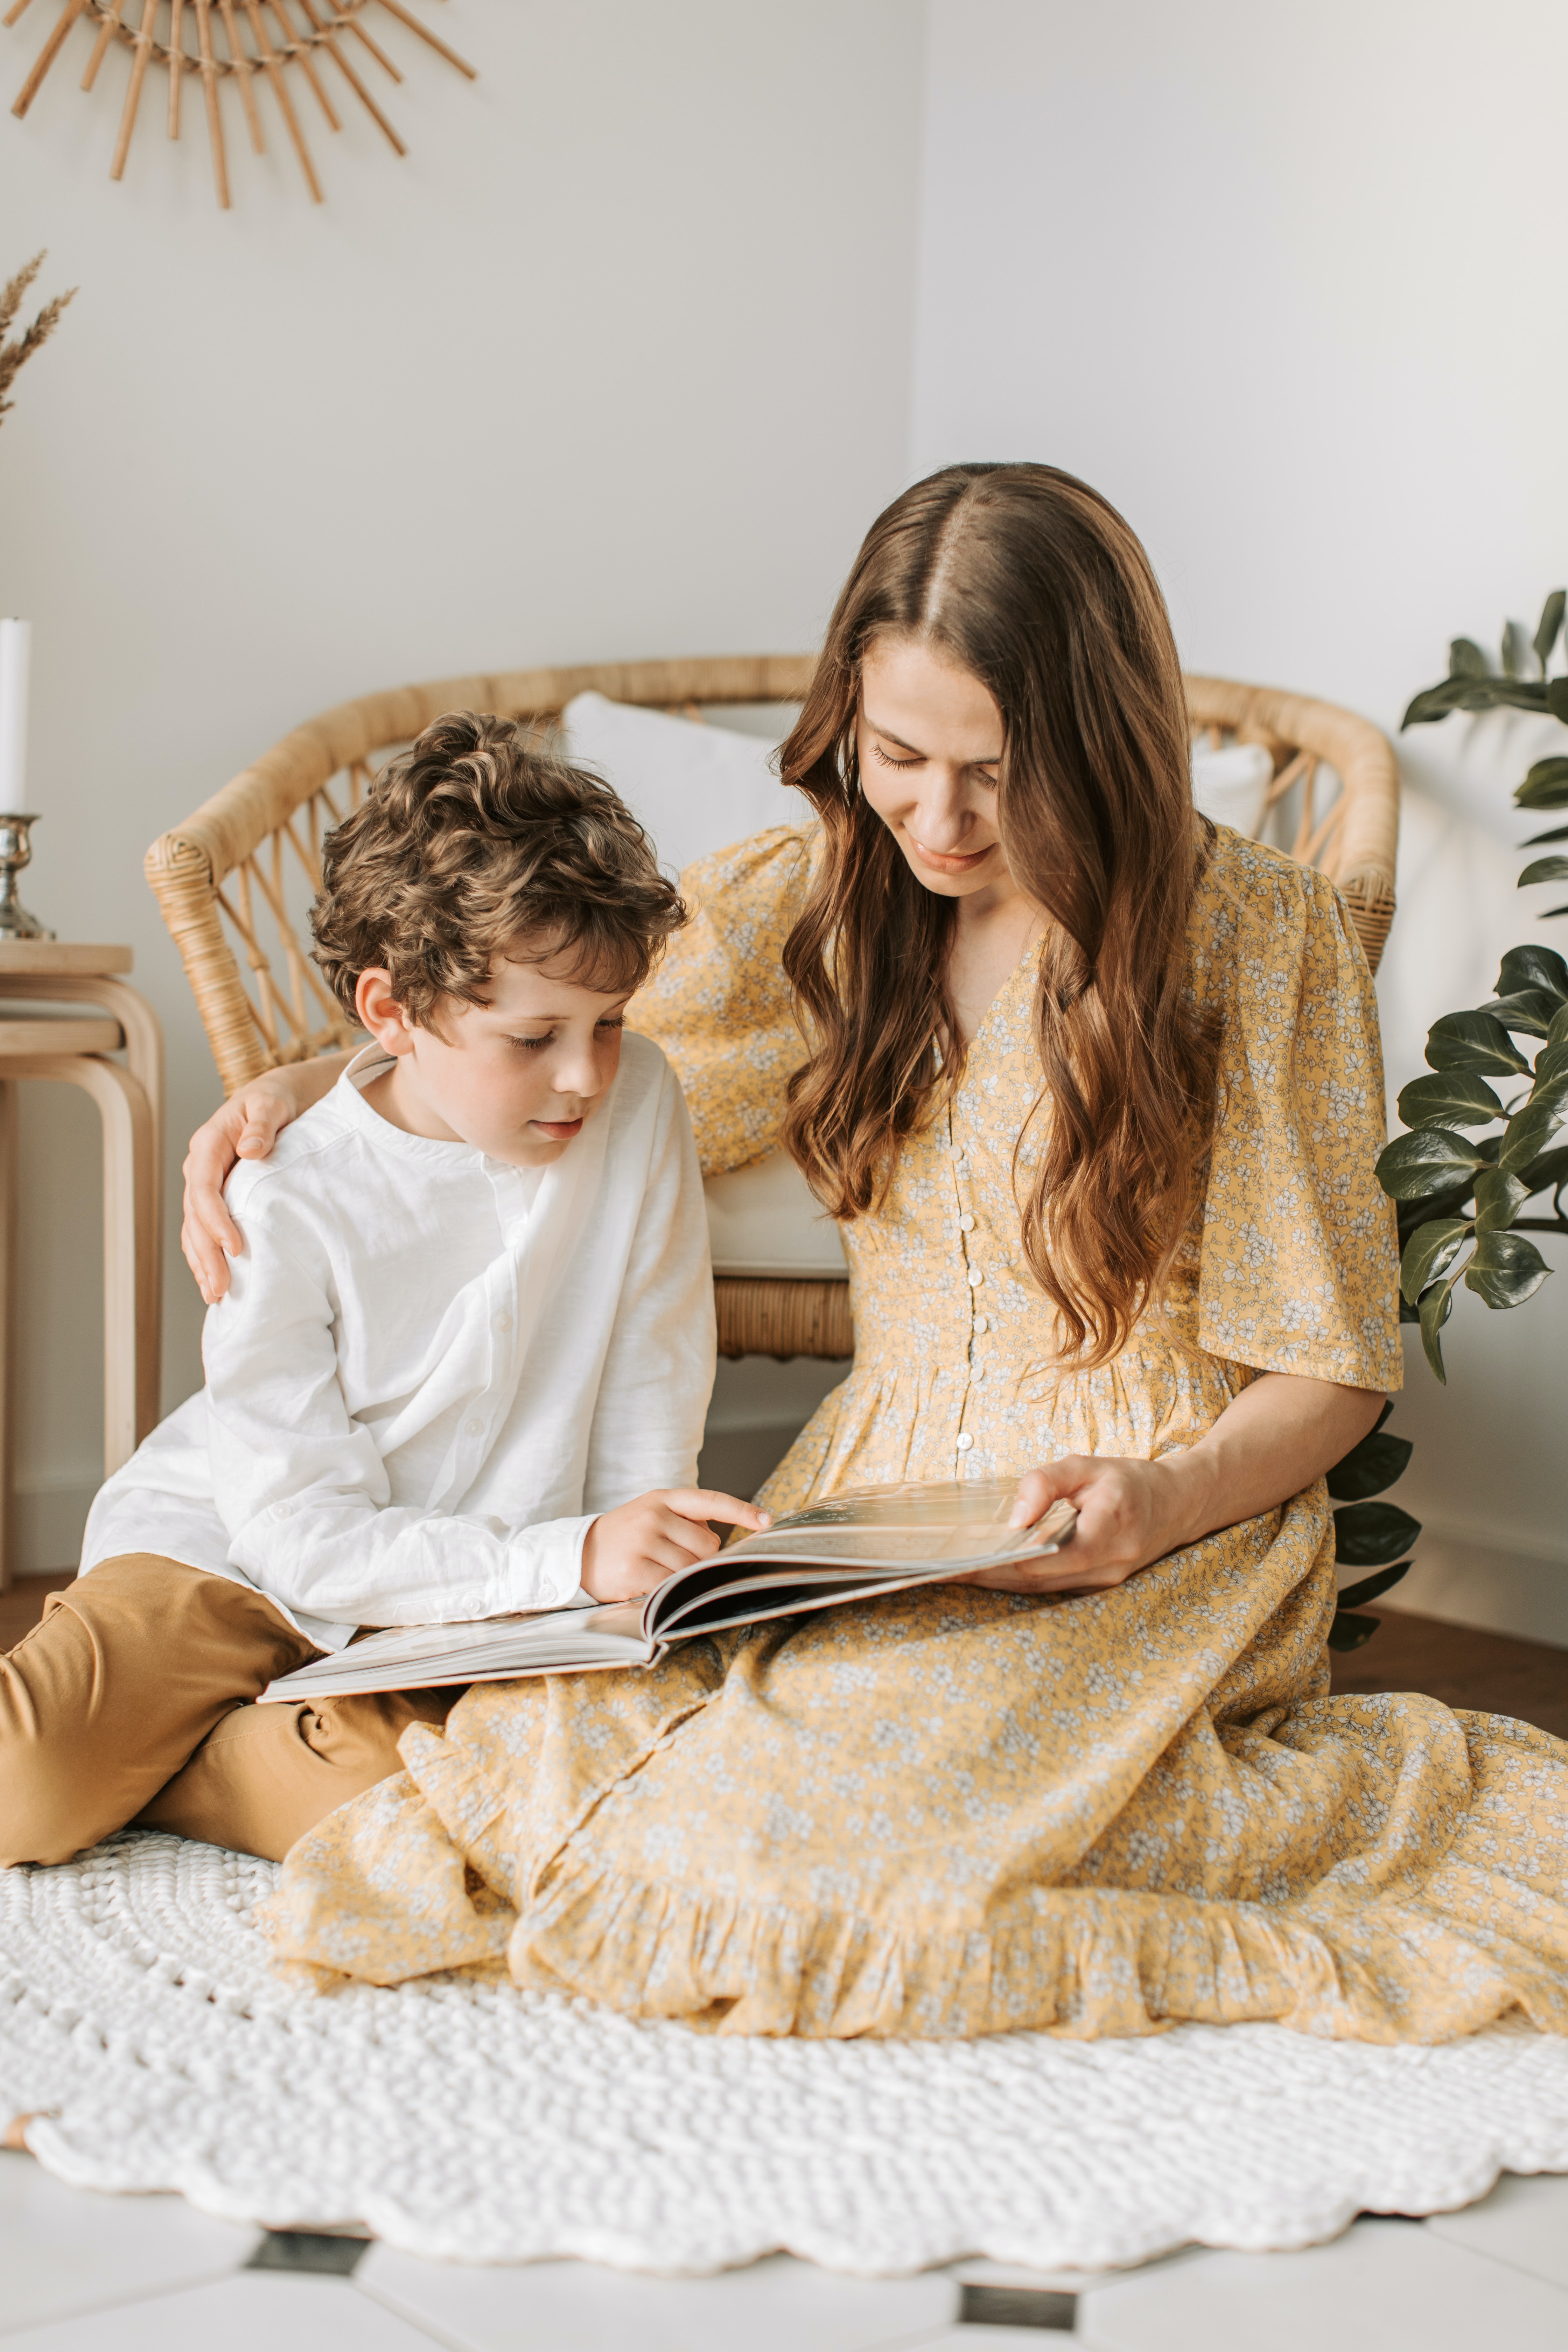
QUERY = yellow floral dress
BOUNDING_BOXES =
[267,829,1568,2043]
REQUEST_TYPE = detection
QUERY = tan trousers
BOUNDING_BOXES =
[0,1555,457,1867]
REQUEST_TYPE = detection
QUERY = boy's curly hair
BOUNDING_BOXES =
[312,711,685,1024]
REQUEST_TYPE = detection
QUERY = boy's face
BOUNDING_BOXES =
[355,946,630,1168]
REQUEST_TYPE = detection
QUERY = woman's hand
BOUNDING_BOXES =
[967,1454,1186,1593]
[579,1488,772,1604]
[182,1056,347,1305]
[968,1372,1388,1595]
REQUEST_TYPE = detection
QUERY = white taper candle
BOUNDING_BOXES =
[0,620,33,816]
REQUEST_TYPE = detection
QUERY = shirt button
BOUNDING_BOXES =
[967,1267,985,1288]
[956,1432,974,1451]
[465,1417,485,1437]
[271,1501,293,1521]
[494,1312,512,1332]
[973,1315,988,1334]
[958,1213,975,1232]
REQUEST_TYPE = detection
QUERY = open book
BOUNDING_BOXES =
[259,1478,1077,1705]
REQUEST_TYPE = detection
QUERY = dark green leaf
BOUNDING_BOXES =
[1450,637,1490,678]
[1327,1611,1380,1653]
[1520,857,1568,889]
[1425,1011,1531,1076]
[1464,1228,1551,1308]
[1326,1431,1413,1500]
[1402,683,1466,727]
[1534,590,1566,670]
[1532,1038,1568,1084]
[1395,1072,1504,1130]
[1337,1562,1413,1610]
[1372,1399,1394,1433]
[1523,824,1568,846]
[1418,1263,1463,1382]
[1334,1500,1423,1567]
[1498,944,1568,1001]
[1481,991,1561,1038]
[1516,1142,1568,1201]
[1402,677,1549,726]
[1552,906,1568,919]
[1525,1068,1568,1119]
[1497,1096,1566,1174]
[1393,1138,1498,1242]
[1398,1216,1471,1302]
[1516,757,1568,811]
[1549,1003,1568,1047]
[1502,621,1530,680]
[1549,677,1568,724]
[1473,1167,1528,1229]
[1377,1129,1487,1201]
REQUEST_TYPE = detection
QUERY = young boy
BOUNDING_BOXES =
[0,713,764,1868]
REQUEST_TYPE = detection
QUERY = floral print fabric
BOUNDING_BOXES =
[267,828,1568,2041]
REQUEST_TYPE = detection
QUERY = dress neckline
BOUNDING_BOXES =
[957,927,1043,1065]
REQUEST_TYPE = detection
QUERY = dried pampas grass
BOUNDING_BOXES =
[0,251,75,424]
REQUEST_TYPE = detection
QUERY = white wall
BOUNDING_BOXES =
[8,0,1563,1638]
[913,0,1568,1640]
[0,0,925,1566]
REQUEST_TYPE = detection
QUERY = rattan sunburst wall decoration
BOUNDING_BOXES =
[5,0,475,208]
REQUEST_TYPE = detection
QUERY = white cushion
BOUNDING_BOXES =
[1191,740,1274,834]
[705,1149,848,1278]
[561,691,807,879]
[560,694,834,1282]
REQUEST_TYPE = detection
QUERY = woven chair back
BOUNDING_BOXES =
[146,659,1398,1363]
[146,657,1397,1100]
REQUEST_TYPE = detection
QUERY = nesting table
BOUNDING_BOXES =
[0,944,164,1589]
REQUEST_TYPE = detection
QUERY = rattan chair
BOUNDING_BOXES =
[146,657,1399,1362]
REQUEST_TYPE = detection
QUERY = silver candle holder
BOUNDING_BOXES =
[0,815,54,941]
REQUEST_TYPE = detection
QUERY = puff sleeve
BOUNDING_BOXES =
[628,825,818,1176]
[1192,838,1403,1390]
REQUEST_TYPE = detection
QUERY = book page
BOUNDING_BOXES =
[718,1479,1075,1569]
[260,1599,653,1702]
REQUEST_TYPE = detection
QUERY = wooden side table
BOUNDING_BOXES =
[0,945,165,1590]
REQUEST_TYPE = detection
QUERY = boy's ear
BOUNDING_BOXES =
[355,968,418,1057]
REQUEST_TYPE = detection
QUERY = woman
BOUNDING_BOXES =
[186,465,1567,2040]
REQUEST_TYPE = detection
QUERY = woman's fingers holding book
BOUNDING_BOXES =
[972,1455,1177,1594]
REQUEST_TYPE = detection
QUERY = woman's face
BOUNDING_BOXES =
[855,637,1011,903]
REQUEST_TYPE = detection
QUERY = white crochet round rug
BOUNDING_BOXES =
[2,1830,1566,2274]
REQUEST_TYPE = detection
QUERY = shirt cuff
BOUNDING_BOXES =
[508,1512,598,1610]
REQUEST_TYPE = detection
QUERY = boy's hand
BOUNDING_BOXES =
[579,1488,771,1603]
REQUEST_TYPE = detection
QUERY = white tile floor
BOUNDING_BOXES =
[1,2150,1565,2350]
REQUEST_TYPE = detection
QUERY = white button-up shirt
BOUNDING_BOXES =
[81,1034,715,1651]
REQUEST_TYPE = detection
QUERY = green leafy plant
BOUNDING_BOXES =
[1376,592,1568,1382]
[1325,1402,1421,1650]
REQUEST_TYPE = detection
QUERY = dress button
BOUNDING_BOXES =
[967,1267,985,1288]
[958,1213,975,1232]
[465,1417,484,1437]
[949,1143,965,1161]
[971,1363,987,1382]
[973,1314,988,1334]
[956,1432,974,1451]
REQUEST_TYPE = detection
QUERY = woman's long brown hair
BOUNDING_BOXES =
[779,463,1219,1370]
